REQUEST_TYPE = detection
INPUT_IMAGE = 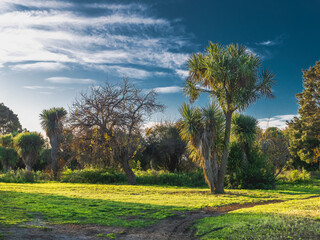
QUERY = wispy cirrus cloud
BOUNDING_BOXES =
[0,1,191,79]
[256,40,277,46]
[12,62,67,71]
[258,114,297,129]
[45,77,96,84]
[23,86,56,90]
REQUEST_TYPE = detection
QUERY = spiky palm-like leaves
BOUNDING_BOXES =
[179,103,225,192]
[40,107,67,176]
[185,43,275,112]
[14,132,44,171]
[40,108,67,138]
[183,42,275,193]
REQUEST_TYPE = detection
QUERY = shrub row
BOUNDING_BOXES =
[0,169,52,183]
[60,168,207,187]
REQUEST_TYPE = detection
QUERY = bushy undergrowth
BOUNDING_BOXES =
[135,169,206,187]
[226,142,275,189]
[0,169,52,183]
[61,168,206,187]
[277,169,311,183]
[60,168,127,184]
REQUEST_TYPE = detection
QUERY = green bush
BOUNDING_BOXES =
[0,169,52,183]
[60,168,127,184]
[226,142,275,189]
[277,169,311,183]
[60,168,206,187]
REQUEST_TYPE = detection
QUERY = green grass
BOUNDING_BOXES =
[0,179,319,237]
[195,179,320,239]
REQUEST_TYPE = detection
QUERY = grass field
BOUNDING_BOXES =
[0,179,319,239]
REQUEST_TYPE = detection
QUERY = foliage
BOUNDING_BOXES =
[288,60,320,169]
[0,103,22,135]
[0,169,52,183]
[0,146,19,171]
[40,107,67,176]
[226,142,275,189]
[183,42,275,193]
[69,79,164,185]
[226,114,275,189]
[277,169,311,183]
[179,102,225,193]
[144,122,192,172]
[14,132,44,171]
[60,168,206,187]
[60,168,127,184]
[0,134,14,148]
[40,107,67,139]
[34,148,52,171]
[259,127,290,176]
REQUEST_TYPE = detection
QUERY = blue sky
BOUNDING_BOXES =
[0,0,319,133]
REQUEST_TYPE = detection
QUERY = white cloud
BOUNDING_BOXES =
[23,86,56,90]
[176,69,189,79]
[257,40,277,46]
[154,86,182,94]
[258,114,297,130]
[12,62,67,71]
[45,77,96,84]
[0,2,190,74]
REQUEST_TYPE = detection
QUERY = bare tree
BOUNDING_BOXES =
[69,79,164,184]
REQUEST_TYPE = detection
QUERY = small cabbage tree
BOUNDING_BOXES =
[179,103,225,193]
[14,132,44,171]
[40,107,67,176]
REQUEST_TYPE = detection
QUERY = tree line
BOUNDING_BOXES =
[0,43,319,194]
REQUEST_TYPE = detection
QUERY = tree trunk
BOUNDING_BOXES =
[24,155,32,171]
[121,155,137,185]
[50,135,59,178]
[202,157,215,193]
[216,111,233,193]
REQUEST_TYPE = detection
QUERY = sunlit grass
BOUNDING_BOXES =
[195,194,320,239]
[0,179,319,230]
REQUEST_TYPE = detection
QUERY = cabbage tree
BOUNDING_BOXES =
[183,42,275,193]
[14,132,44,171]
[40,107,67,176]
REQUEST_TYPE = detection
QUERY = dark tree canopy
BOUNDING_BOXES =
[0,103,22,135]
[145,122,188,173]
[288,60,320,169]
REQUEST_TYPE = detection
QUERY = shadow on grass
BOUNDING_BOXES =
[0,190,187,228]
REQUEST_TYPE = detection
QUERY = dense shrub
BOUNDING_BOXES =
[277,169,311,183]
[226,142,275,189]
[61,168,206,187]
[61,168,127,184]
[0,169,52,183]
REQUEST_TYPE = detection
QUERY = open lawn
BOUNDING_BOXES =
[0,179,319,239]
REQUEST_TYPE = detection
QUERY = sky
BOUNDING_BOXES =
[0,0,319,133]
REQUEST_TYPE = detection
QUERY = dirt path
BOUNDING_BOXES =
[0,199,292,240]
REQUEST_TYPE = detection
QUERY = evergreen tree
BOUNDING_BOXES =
[288,61,320,169]
[0,103,22,134]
